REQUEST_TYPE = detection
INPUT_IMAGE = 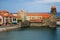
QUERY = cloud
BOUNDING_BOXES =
[33,0,60,3]
[25,0,60,5]
[42,0,60,3]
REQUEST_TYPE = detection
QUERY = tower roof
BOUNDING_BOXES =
[51,4,56,8]
[2,10,9,13]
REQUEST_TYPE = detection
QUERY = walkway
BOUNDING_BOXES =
[0,24,21,32]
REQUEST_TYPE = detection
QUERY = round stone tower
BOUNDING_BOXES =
[49,5,57,27]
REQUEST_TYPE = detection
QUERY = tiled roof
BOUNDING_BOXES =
[3,13,8,17]
[27,12,50,18]
[8,14,13,17]
[12,14,21,18]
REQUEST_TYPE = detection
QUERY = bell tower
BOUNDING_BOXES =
[49,5,57,27]
[51,5,56,15]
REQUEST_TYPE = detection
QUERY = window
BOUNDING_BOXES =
[38,16,42,19]
[13,18,16,21]
[39,17,41,19]
[31,16,35,19]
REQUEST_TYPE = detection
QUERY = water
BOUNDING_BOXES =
[0,27,60,40]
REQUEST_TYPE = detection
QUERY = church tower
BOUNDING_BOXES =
[49,5,57,27]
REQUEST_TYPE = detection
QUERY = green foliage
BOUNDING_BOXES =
[17,18,22,23]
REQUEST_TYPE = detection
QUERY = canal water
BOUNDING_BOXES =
[0,27,60,40]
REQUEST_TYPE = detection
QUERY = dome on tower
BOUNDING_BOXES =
[51,4,56,8]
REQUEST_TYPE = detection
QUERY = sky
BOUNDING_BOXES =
[0,0,60,13]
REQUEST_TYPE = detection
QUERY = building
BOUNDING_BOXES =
[26,13,50,22]
[0,5,57,27]
[17,5,56,27]
[18,5,56,22]
[0,10,20,25]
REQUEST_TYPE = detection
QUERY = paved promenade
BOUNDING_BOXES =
[0,24,21,32]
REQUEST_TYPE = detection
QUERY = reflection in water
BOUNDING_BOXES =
[0,27,60,40]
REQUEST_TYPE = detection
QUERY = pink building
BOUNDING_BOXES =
[0,10,20,25]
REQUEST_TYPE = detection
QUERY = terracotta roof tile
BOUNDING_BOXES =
[12,14,21,18]
[27,13,50,18]
[2,10,9,13]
